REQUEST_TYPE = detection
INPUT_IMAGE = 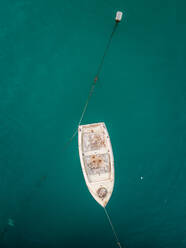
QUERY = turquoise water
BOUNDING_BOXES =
[0,0,186,247]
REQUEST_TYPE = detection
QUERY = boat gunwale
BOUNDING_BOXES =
[78,122,114,207]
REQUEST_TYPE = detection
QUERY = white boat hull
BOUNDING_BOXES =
[78,122,114,207]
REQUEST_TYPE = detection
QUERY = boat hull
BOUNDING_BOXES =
[78,122,114,207]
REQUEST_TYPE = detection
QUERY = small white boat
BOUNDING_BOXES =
[78,122,114,207]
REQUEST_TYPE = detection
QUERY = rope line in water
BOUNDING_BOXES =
[104,207,124,248]
[0,16,122,243]
[66,21,119,146]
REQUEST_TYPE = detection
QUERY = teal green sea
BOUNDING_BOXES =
[0,0,186,247]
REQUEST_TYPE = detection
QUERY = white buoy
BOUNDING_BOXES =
[115,11,123,22]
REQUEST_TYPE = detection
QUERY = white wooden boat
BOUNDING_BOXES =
[78,122,114,207]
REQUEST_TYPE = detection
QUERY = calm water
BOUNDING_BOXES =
[0,0,186,247]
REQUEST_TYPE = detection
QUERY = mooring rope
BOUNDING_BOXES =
[104,207,124,248]
[0,12,123,244]
[66,20,119,146]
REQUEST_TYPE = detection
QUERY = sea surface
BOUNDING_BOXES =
[0,0,186,247]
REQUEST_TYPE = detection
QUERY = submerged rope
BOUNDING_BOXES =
[0,15,123,244]
[104,207,124,248]
[66,21,119,146]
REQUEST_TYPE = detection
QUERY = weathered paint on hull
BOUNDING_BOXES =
[78,122,114,207]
